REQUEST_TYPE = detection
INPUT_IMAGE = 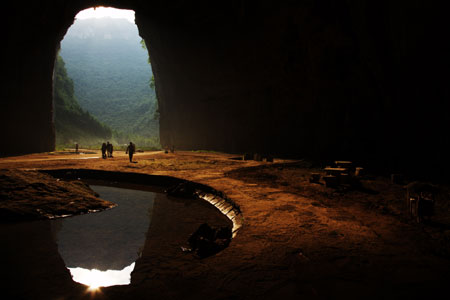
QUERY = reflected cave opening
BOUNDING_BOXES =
[39,170,239,290]
[52,185,156,288]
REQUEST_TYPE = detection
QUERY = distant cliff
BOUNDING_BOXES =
[54,54,112,145]
[59,17,158,145]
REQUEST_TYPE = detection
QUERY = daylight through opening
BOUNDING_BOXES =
[54,7,160,152]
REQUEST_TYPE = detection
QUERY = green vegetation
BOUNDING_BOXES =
[53,54,112,147]
[140,39,157,90]
[59,17,160,149]
[191,150,221,153]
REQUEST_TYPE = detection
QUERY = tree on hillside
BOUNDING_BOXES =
[140,39,159,118]
[53,54,112,145]
[58,17,160,148]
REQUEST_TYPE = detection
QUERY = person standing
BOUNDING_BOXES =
[125,142,135,162]
[101,142,107,159]
[106,141,112,158]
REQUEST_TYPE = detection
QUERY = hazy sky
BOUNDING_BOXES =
[76,7,135,23]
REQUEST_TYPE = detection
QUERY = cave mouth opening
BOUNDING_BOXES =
[54,6,160,153]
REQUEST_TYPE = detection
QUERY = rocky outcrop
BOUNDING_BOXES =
[0,169,114,221]
[3,1,450,176]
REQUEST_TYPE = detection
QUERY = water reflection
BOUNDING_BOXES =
[52,185,155,288]
[69,262,135,289]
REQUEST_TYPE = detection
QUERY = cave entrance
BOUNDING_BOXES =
[54,6,159,152]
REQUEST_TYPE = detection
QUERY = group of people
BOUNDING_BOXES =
[100,141,136,162]
[101,141,114,159]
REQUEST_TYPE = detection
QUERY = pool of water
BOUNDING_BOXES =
[1,182,234,297]
[52,185,156,288]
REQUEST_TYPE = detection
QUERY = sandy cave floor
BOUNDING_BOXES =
[1,150,450,300]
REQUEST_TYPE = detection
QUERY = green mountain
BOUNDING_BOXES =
[59,17,159,147]
[53,54,112,146]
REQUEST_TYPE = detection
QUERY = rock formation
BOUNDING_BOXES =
[2,1,450,176]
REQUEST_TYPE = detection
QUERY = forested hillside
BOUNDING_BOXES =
[60,17,159,148]
[53,54,112,146]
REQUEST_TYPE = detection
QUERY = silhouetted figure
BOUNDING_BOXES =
[101,142,107,159]
[125,142,135,162]
[75,143,79,153]
[106,141,113,158]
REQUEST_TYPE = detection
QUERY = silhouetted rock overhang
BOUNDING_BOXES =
[2,0,450,177]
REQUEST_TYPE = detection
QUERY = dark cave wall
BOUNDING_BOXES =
[2,1,449,174]
[2,1,84,155]
[138,0,450,173]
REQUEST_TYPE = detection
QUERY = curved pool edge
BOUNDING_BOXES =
[40,168,244,237]
[195,191,243,238]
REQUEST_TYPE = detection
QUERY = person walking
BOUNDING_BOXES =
[125,142,135,162]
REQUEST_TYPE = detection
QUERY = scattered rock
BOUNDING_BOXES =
[184,223,232,258]
[355,167,364,177]
[309,173,321,183]
[391,173,404,184]
[165,182,198,198]
[243,153,253,160]
[323,175,338,188]
[253,153,262,161]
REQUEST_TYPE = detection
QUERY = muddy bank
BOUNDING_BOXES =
[0,169,114,221]
[41,168,243,235]
[1,151,450,299]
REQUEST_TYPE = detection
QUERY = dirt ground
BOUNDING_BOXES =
[0,168,115,221]
[1,150,450,299]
